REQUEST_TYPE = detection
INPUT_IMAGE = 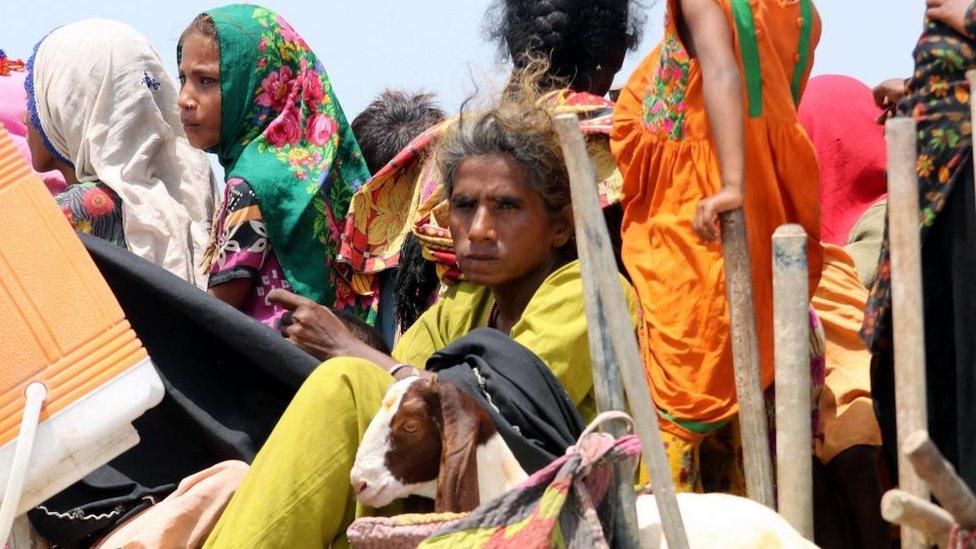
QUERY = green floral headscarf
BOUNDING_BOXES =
[199,4,371,314]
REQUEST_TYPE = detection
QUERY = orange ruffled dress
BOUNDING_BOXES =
[612,0,823,441]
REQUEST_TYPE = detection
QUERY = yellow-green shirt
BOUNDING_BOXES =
[392,260,639,422]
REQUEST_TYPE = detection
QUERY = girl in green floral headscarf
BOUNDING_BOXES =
[178,4,372,328]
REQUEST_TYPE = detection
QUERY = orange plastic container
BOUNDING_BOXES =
[0,127,162,512]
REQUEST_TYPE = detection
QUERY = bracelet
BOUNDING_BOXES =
[387,363,416,378]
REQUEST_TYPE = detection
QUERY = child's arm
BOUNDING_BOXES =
[680,0,745,242]
[209,279,252,309]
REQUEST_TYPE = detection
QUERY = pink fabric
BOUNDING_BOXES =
[797,74,887,245]
[94,460,249,549]
[0,70,66,193]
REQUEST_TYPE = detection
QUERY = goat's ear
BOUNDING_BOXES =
[433,379,481,513]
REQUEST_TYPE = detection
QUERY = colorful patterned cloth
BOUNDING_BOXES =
[209,178,291,327]
[200,5,372,319]
[347,513,466,549]
[55,182,125,247]
[337,90,624,300]
[418,432,642,548]
[862,6,976,351]
[951,526,976,549]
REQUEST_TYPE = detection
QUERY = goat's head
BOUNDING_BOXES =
[350,375,505,513]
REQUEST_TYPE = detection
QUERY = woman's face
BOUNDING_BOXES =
[21,111,57,173]
[581,46,627,97]
[178,32,222,150]
[449,154,572,289]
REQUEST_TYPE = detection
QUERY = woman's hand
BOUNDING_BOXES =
[872,78,906,111]
[269,289,357,361]
[926,0,975,36]
[693,186,744,242]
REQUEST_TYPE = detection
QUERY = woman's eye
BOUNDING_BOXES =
[178,75,186,85]
[201,77,217,86]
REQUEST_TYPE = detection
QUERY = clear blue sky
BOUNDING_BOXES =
[6,1,925,119]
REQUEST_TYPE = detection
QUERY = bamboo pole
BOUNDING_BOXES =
[772,224,813,538]
[904,430,976,530]
[885,117,929,549]
[719,209,776,508]
[882,489,953,548]
[553,113,688,549]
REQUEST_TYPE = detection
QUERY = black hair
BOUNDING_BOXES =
[392,233,441,330]
[439,64,571,218]
[485,0,644,88]
[351,89,446,174]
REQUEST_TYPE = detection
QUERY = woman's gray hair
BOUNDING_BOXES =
[437,83,571,217]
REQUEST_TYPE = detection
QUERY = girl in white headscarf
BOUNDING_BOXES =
[24,19,217,286]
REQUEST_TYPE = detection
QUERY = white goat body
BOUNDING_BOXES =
[637,492,818,548]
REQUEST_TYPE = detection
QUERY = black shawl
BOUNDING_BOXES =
[429,328,585,473]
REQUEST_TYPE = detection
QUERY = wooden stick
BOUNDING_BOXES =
[882,489,954,548]
[904,430,976,530]
[885,117,929,549]
[553,113,688,549]
[719,209,776,508]
[772,224,813,538]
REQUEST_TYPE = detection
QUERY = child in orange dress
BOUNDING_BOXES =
[612,0,822,491]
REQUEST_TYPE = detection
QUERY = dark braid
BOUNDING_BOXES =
[529,0,573,58]
[393,233,440,330]
[485,0,644,86]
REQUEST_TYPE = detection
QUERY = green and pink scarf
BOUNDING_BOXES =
[199,4,371,316]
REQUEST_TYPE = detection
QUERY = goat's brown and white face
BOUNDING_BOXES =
[352,374,522,513]
[351,376,439,508]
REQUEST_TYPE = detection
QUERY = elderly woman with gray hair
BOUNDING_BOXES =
[204,74,639,548]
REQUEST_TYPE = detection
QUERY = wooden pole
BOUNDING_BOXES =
[885,117,929,549]
[553,113,689,549]
[904,430,976,530]
[719,209,776,508]
[772,224,813,538]
[881,489,954,548]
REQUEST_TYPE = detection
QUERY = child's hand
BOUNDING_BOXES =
[270,289,355,360]
[926,0,974,37]
[693,186,743,243]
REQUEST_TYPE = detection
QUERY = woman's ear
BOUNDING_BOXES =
[432,379,481,513]
[551,206,574,249]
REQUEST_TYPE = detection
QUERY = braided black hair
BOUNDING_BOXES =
[485,0,644,89]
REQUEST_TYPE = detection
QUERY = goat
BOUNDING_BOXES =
[350,375,527,513]
[351,376,818,548]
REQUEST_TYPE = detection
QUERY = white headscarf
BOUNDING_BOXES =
[27,19,217,286]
